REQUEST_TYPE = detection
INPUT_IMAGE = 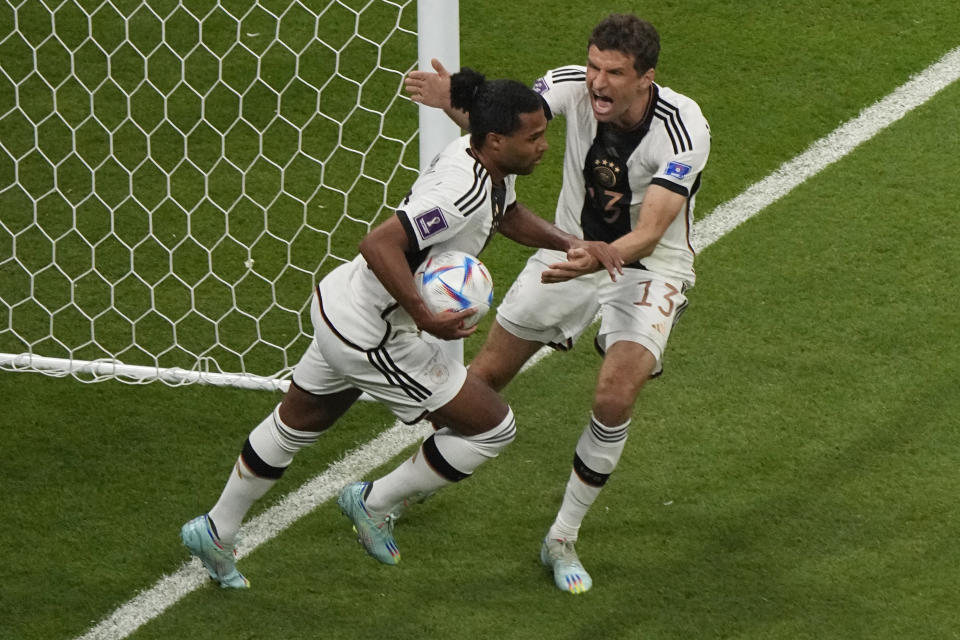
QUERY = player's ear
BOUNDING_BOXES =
[485,131,503,152]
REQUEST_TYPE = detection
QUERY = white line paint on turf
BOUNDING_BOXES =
[73,44,960,640]
[74,420,434,640]
[692,46,960,251]
[75,349,557,640]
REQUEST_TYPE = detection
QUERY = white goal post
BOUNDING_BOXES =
[0,0,459,391]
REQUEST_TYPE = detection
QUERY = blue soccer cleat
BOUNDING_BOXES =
[180,514,250,589]
[338,482,401,565]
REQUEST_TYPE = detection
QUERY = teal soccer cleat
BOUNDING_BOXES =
[540,537,593,594]
[180,515,250,589]
[338,482,401,565]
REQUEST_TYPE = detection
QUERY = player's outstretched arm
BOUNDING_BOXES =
[501,203,622,280]
[610,184,687,264]
[404,58,470,130]
[498,202,568,248]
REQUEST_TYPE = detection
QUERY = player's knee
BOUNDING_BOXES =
[595,366,646,416]
[592,388,634,427]
[278,384,351,431]
[467,354,505,391]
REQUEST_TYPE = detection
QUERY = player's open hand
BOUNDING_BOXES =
[542,242,623,283]
[576,240,623,280]
[418,308,478,340]
[542,247,596,283]
[542,244,623,283]
[405,58,452,109]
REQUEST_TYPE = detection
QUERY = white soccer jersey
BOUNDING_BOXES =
[318,135,516,348]
[533,66,710,285]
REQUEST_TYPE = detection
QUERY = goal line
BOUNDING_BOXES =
[0,0,458,390]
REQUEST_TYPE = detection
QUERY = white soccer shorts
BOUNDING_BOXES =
[496,248,689,365]
[290,291,468,424]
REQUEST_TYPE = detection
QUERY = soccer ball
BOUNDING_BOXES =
[416,250,493,329]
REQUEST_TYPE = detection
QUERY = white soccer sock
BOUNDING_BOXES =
[548,413,629,541]
[363,444,446,514]
[207,405,322,544]
[366,408,517,513]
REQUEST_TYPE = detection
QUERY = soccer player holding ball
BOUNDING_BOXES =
[406,13,711,593]
[180,68,621,588]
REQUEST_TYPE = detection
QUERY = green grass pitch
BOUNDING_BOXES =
[2,1,959,639]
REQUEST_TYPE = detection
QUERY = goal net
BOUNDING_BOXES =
[0,0,458,390]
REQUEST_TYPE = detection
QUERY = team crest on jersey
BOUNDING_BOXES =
[593,159,620,188]
[533,77,549,95]
[414,207,448,238]
[665,161,692,179]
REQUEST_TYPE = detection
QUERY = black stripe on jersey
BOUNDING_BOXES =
[689,172,702,198]
[660,99,694,149]
[551,67,585,83]
[650,176,690,197]
[654,99,693,154]
[461,162,489,216]
[396,209,418,249]
[396,210,431,272]
[455,153,489,216]
[367,347,431,402]
[654,114,678,154]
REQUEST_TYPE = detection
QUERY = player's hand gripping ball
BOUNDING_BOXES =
[416,250,493,329]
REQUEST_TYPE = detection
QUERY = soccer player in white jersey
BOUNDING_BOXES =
[405,13,710,594]
[179,68,621,588]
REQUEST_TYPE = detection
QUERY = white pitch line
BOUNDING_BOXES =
[692,46,960,251]
[74,420,433,640]
[73,44,960,640]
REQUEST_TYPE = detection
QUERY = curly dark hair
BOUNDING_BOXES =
[588,14,660,73]
[450,67,542,149]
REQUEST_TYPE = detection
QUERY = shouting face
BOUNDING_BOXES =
[585,45,655,129]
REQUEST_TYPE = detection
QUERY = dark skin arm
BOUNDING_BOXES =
[359,216,477,340]
[499,202,623,279]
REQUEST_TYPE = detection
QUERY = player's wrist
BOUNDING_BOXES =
[405,297,435,328]
[562,234,586,253]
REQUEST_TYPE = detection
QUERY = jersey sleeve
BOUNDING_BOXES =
[396,165,477,252]
[649,102,711,198]
[532,65,587,120]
